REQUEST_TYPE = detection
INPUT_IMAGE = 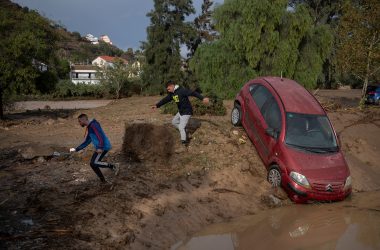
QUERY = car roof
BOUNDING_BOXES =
[259,76,325,115]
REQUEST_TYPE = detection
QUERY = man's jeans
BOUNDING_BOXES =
[172,112,191,141]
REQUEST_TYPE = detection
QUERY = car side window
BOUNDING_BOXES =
[251,85,272,112]
[262,97,282,131]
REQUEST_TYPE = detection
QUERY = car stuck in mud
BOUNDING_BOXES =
[231,77,352,203]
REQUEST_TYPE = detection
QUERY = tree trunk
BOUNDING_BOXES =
[362,34,375,97]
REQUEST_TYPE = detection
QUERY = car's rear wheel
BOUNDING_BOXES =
[268,165,282,187]
[231,104,242,126]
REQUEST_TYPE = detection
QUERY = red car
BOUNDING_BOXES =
[231,77,352,203]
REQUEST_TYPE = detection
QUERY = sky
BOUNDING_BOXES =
[10,0,224,51]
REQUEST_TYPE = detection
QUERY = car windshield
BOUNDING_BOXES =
[285,112,338,153]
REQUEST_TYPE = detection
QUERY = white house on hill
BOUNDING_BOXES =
[92,56,128,68]
[99,35,112,45]
[70,64,99,84]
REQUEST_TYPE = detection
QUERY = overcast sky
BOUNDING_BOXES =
[10,0,224,51]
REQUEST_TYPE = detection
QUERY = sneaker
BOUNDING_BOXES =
[112,163,120,176]
[181,140,189,145]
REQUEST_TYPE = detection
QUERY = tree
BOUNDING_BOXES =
[337,0,380,96]
[98,59,131,99]
[289,0,343,25]
[187,0,218,57]
[289,0,344,89]
[190,0,333,98]
[0,5,57,119]
[141,0,196,94]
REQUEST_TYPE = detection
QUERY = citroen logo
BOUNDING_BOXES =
[325,184,333,192]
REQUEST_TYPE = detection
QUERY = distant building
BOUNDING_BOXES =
[92,55,128,68]
[99,35,112,45]
[70,64,99,84]
[85,34,99,45]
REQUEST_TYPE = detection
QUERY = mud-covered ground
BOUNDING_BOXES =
[0,91,379,249]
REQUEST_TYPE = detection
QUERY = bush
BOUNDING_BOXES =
[53,80,105,98]
[35,71,59,94]
[161,93,226,116]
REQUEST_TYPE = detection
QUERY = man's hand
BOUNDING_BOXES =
[96,148,103,154]
[69,148,76,153]
[203,97,210,105]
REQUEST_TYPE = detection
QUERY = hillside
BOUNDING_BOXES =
[1,0,128,63]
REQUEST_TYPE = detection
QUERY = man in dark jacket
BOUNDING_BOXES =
[152,81,209,144]
[70,113,119,183]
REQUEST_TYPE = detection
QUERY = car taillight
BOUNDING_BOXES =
[368,91,375,95]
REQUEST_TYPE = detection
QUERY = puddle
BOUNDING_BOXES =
[173,192,380,250]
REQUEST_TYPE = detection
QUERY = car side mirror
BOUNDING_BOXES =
[266,128,279,139]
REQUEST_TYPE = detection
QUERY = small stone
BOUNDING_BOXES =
[240,163,250,172]
[232,130,239,135]
[37,156,46,163]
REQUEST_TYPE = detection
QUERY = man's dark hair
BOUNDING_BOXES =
[77,113,88,120]
[166,80,175,87]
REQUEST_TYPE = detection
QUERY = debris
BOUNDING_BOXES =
[239,138,246,144]
[212,188,243,195]
[261,194,283,208]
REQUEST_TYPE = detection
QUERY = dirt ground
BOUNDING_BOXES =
[0,90,379,249]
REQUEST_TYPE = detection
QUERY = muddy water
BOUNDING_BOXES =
[173,191,380,250]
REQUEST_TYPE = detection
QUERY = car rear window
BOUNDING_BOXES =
[251,85,272,112]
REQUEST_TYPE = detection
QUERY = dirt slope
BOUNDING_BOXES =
[0,93,379,249]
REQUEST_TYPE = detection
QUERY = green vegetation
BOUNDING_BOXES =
[141,0,196,94]
[53,80,105,98]
[1,0,379,117]
[337,0,380,96]
[0,0,143,118]
[98,59,134,99]
[0,1,58,118]
[189,0,334,98]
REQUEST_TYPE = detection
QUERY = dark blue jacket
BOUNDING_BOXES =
[75,119,112,151]
[156,86,204,115]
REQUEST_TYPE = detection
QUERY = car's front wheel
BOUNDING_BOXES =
[268,165,282,187]
[231,104,242,126]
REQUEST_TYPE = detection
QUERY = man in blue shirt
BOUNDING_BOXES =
[70,114,119,183]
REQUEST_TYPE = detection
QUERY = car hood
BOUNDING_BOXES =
[282,145,350,181]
